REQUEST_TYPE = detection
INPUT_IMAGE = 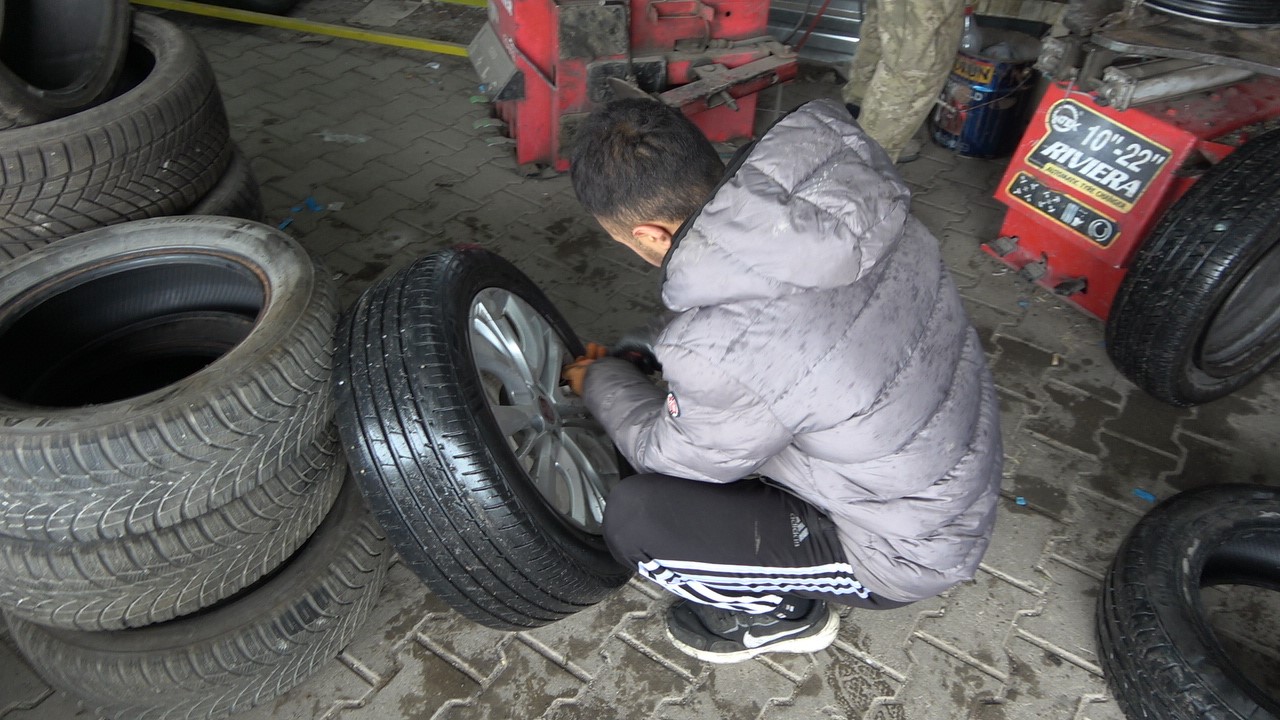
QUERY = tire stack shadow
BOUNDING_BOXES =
[0,4,391,718]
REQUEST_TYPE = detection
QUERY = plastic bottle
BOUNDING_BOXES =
[960,4,984,53]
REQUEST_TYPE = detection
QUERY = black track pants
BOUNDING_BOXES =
[603,473,911,614]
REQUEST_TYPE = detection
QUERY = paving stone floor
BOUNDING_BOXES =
[3,5,1280,719]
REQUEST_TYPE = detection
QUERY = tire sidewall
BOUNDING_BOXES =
[1,13,213,150]
[0,0,132,127]
[1101,484,1280,718]
[1170,230,1280,403]
[0,217,319,432]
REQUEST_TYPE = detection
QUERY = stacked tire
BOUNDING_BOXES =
[0,217,392,719]
[0,3,263,264]
[0,7,390,718]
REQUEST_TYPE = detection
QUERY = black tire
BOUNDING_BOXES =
[1097,484,1280,720]
[188,144,264,221]
[334,246,630,630]
[0,12,233,259]
[0,428,344,631]
[0,0,132,129]
[1107,128,1280,406]
[0,216,337,544]
[5,480,391,720]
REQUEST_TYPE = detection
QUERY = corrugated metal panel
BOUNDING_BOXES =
[767,0,863,66]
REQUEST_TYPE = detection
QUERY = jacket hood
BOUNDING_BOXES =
[662,99,912,311]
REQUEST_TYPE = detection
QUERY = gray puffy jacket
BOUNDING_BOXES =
[583,99,1002,603]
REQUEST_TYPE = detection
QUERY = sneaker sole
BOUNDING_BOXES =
[664,609,841,665]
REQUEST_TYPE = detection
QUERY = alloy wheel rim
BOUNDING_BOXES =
[469,287,619,534]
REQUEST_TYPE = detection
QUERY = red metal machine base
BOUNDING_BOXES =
[469,0,796,172]
[987,76,1280,320]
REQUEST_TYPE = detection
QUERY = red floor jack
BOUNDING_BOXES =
[983,2,1280,405]
[467,0,798,172]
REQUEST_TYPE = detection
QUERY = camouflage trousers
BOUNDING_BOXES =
[843,0,966,160]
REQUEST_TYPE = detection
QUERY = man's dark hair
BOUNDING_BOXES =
[570,99,725,231]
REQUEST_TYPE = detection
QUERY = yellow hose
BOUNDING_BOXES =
[131,0,473,57]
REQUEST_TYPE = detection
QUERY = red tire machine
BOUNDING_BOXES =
[466,0,797,172]
[984,3,1280,320]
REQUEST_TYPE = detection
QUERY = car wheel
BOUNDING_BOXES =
[1107,128,1280,406]
[335,246,631,630]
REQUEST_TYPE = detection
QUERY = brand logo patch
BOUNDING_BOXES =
[742,626,807,649]
[790,514,810,546]
[665,392,680,418]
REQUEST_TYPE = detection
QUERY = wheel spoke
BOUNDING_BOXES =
[504,295,563,393]
[472,297,537,387]
[514,429,544,462]
[489,403,537,436]
[530,433,559,497]
[560,430,610,526]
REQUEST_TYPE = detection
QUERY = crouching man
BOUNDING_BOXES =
[562,98,1002,664]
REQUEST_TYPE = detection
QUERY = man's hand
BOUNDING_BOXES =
[562,342,607,396]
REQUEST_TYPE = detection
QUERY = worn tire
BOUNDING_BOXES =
[1107,129,1280,406]
[334,246,630,630]
[0,429,344,631]
[0,0,132,129]
[1097,484,1280,720]
[188,144,264,221]
[0,216,336,544]
[0,12,232,258]
[5,480,391,720]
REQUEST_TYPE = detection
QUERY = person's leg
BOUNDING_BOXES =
[603,473,908,663]
[856,0,965,161]
[841,0,880,109]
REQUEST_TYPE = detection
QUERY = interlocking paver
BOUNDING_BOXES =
[1023,380,1122,457]
[969,636,1115,720]
[892,639,1006,719]
[1045,490,1141,575]
[1014,557,1107,672]
[435,639,589,720]
[914,572,1036,684]
[329,640,478,719]
[541,621,695,720]
[1173,432,1275,490]
[1001,442,1093,522]
[758,648,900,720]
[981,502,1059,589]
[837,596,947,686]
[518,581,659,679]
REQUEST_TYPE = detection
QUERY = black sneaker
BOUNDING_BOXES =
[664,600,840,664]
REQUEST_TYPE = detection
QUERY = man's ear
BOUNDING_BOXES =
[630,224,674,266]
[632,223,673,245]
